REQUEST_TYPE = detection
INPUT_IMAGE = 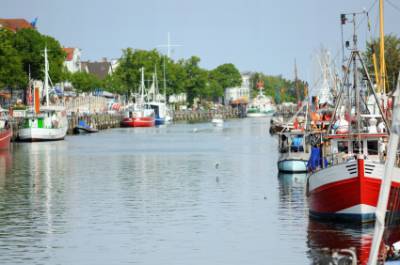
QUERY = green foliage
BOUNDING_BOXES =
[207,63,242,100]
[113,48,163,96]
[69,71,101,92]
[112,49,241,106]
[102,74,125,94]
[249,72,303,103]
[14,29,66,83]
[364,34,400,90]
[0,28,66,91]
[180,56,208,104]
[0,29,27,88]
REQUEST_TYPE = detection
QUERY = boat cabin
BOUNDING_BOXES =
[23,109,63,129]
[278,131,308,154]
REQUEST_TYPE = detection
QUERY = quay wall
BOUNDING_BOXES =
[67,113,123,134]
[173,107,239,122]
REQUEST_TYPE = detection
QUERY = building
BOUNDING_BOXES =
[63,47,81,73]
[224,73,251,105]
[81,58,114,80]
[0,18,33,32]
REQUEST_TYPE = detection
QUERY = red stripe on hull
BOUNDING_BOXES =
[121,117,155,128]
[0,128,12,149]
[308,159,400,218]
[308,176,382,213]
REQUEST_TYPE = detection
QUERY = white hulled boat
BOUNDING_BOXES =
[247,80,276,117]
[18,47,68,141]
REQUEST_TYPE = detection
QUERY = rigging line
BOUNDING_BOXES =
[332,0,379,64]
[386,0,400,13]
[310,1,378,92]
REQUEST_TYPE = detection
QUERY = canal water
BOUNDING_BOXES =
[0,118,378,264]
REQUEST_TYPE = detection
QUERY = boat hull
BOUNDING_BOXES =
[73,126,98,134]
[247,111,274,118]
[18,127,68,141]
[0,128,12,149]
[307,159,400,223]
[155,117,165,126]
[211,118,224,127]
[278,159,308,173]
[121,117,155,128]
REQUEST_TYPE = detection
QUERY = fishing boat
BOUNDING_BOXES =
[121,110,155,127]
[277,131,309,173]
[146,67,173,125]
[306,13,400,223]
[277,99,312,173]
[18,48,68,142]
[73,120,98,134]
[121,67,155,128]
[0,108,12,149]
[247,80,276,117]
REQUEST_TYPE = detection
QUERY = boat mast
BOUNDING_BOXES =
[154,64,159,102]
[157,32,182,103]
[367,72,400,265]
[140,67,145,107]
[352,14,362,147]
[294,59,300,103]
[379,0,386,94]
[44,47,49,107]
[163,56,167,102]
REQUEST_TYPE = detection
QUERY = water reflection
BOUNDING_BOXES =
[278,172,307,215]
[307,220,400,264]
[0,142,69,264]
[0,149,12,186]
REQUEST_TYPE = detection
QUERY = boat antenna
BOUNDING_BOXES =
[157,32,182,59]
[157,32,182,103]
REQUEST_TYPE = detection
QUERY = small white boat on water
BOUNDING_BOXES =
[211,114,224,127]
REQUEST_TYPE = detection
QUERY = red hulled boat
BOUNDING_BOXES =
[120,67,156,128]
[306,22,400,223]
[121,116,155,127]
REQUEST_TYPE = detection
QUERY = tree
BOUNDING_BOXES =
[208,63,242,101]
[162,56,187,96]
[181,56,208,105]
[364,34,400,91]
[14,29,66,84]
[102,74,125,94]
[0,29,27,89]
[69,71,101,93]
[113,48,163,97]
[249,72,300,103]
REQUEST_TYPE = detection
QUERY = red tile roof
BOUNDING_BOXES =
[0,18,33,32]
[63,48,75,61]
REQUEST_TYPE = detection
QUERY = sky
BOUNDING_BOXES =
[1,0,400,82]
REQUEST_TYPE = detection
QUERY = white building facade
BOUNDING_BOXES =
[224,73,251,105]
[63,47,81,73]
